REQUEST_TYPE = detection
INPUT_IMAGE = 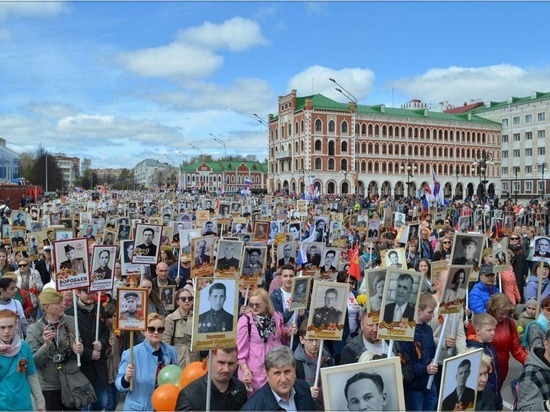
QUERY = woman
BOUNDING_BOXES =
[476,353,497,411]
[468,293,526,388]
[116,313,178,411]
[405,240,420,271]
[432,238,453,261]
[368,273,385,312]
[359,242,380,271]
[0,309,45,411]
[15,256,43,321]
[140,276,166,317]
[0,277,28,337]
[160,249,176,267]
[524,262,550,302]
[443,269,467,304]
[26,288,84,411]
[237,288,291,395]
[416,258,433,293]
[162,286,200,367]
[523,295,550,351]
[0,248,16,277]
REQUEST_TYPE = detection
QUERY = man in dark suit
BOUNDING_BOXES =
[135,227,157,257]
[277,243,295,266]
[216,243,240,270]
[441,359,476,411]
[194,239,211,267]
[320,250,337,273]
[453,236,479,265]
[304,244,321,268]
[198,283,233,333]
[534,237,550,258]
[383,273,416,323]
[241,346,317,411]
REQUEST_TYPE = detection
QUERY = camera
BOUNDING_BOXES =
[52,353,65,363]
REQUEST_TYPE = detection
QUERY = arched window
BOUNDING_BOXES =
[361,161,366,172]
[328,141,335,156]
[361,142,367,154]
[341,159,348,170]
[328,120,335,133]
[361,124,367,136]
[314,158,322,170]
[341,121,348,134]
[315,119,322,133]
[368,124,374,136]
[315,140,322,151]
[301,120,304,133]
[328,158,335,170]
[341,141,348,152]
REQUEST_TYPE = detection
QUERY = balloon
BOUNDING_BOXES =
[179,361,208,389]
[157,364,183,386]
[151,383,180,412]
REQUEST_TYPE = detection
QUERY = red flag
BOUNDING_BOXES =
[424,183,432,195]
[348,243,361,280]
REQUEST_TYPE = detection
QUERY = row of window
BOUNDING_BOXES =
[502,147,546,158]
[502,181,545,192]
[502,112,546,127]
[182,174,262,184]
[502,130,546,142]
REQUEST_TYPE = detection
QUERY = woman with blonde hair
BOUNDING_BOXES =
[236,288,292,395]
[162,286,200,367]
[476,353,497,410]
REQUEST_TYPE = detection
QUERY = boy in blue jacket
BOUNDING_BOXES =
[400,293,438,411]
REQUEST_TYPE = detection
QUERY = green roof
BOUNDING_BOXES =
[274,93,499,126]
[181,160,268,173]
[472,91,550,113]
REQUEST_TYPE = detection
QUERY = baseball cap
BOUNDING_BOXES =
[479,265,495,277]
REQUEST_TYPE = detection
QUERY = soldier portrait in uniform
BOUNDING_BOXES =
[117,288,147,331]
[241,246,266,283]
[90,245,117,292]
[159,285,176,311]
[290,276,311,311]
[215,240,243,274]
[132,223,162,265]
[306,280,349,340]
[197,281,235,333]
[59,243,86,274]
[451,233,484,267]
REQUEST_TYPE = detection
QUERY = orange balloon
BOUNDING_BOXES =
[179,361,208,389]
[151,383,181,412]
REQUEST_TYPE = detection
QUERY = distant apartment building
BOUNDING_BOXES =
[52,153,80,189]
[0,138,19,182]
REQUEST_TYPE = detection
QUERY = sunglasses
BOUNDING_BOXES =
[178,296,194,302]
[249,302,262,308]
[366,247,375,251]
[147,326,165,334]
[510,237,519,240]
[18,263,28,267]
[442,241,451,244]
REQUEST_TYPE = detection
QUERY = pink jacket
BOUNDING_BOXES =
[500,265,521,305]
[236,311,286,395]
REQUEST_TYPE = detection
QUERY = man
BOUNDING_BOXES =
[387,250,403,268]
[35,245,53,285]
[175,347,247,410]
[135,227,157,257]
[84,224,96,240]
[534,237,550,258]
[312,288,343,328]
[93,250,112,279]
[194,239,211,267]
[395,213,405,228]
[216,243,240,270]
[270,264,304,326]
[242,248,263,277]
[66,288,109,410]
[241,346,316,411]
[453,236,479,265]
[314,219,326,242]
[278,243,295,266]
[382,273,416,323]
[441,359,476,410]
[304,245,321,268]
[320,250,337,273]
[242,205,251,217]
[419,228,434,259]
[162,213,171,226]
[198,283,233,333]
[345,372,388,411]
[168,254,191,289]
[12,212,26,226]
[106,217,117,229]
[493,242,506,265]
[119,291,140,320]
[118,224,130,240]
[60,244,86,273]
[202,221,217,236]
[152,261,175,290]
[517,329,550,411]
[340,308,389,364]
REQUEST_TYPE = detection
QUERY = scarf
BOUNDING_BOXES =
[0,331,22,357]
[254,313,276,343]
[0,298,11,305]
[77,298,95,313]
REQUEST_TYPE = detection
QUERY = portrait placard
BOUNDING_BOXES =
[305,280,349,341]
[450,232,485,267]
[302,242,324,272]
[159,285,176,311]
[240,246,266,285]
[290,276,311,311]
[9,229,26,252]
[321,357,405,412]
[120,239,143,278]
[431,260,448,287]
[317,247,341,281]
[440,265,471,314]
[492,237,509,272]
[378,268,423,341]
[191,277,238,351]
[116,287,148,331]
[277,241,297,268]
[90,245,117,292]
[252,221,270,241]
[532,236,550,261]
[53,238,90,291]
[102,229,117,246]
[363,268,388,323]
[191,236,215,278]
[381,247,406,269]
[131,223,162,264]
[215,240,244,277]
[437,348,483,411]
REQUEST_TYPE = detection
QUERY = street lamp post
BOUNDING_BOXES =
[455,171,461,200]
[537,162,548,200]
[210,133,227,159]
[252,113,269,128]
[340,168,349,195]
[472,149,494,203]
[401,160,417,198]
[329,78,358,197]
[513,166,521,203]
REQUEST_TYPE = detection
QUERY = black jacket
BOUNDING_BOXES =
[241,379,317,411]
[175,374,247,411]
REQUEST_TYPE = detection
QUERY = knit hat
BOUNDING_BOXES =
[39,289,63,305]
[525,299,537,308]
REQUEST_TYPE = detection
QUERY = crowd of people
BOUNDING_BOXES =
[0,189,548,411]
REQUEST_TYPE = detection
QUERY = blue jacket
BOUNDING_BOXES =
[468,281,497,314]
[400,322,436,391]
[116,340,178,411]
[525,275,550,302]
[241,379,317,411]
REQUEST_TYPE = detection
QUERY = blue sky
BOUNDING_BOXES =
[0,1,549,170]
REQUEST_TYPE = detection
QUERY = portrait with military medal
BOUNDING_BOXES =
[305,280,349,341]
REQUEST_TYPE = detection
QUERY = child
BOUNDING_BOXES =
[517,299,537,337]
[400,293,438,411]
[466,313,502,410]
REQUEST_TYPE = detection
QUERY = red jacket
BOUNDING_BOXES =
[467,316,526,387]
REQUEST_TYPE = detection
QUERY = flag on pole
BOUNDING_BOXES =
[348,243,361,280]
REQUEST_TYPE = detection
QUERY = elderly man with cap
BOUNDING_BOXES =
[12,211,26,227]
[468,265,498,315]
[26,288,84,410]
[59,244,86,273]
[453,236,480,266]
[120,291,141,321]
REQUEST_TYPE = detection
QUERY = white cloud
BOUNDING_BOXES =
[0,3,67,20]
[288,65,375,103]
[390,64,550,106]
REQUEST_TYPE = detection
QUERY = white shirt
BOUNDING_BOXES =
[272,387,297,411]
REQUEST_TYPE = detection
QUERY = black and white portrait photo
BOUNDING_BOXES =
[131,223,162,264]
[533,236,550,259]
[320,357,405,411]
[241,246,266,283]
[362,268,387,322]
[269,220,281,240]
[306,281,349,340]
[277,242,297,267]
[382,248,406,269]
[90,245,117,292]
[440,265,471,314]
[394,212,406,228]
[201,220,218,236]
[492,237,509,271]
[215,240,243,275]
[191,236,215,277]
[290,276,311,311]
[303,242,323,270]
[159,285,176,311]
[451,232,484,267]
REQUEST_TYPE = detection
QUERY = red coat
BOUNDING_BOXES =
[467,316,526,387]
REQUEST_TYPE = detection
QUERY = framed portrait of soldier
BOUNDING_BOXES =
[302,242,324,271]
[159,285,176,311]
[381,247,406,269]
[305,280,349,341]
[131,223,162,265]
[53,238,91,291]
[180,228,201,255]
[11,211,27,228]
[290,276,311,311]
[378,268,423,341]
[116,287,147,331]
[457,216,470,233]
[317,248,340,281]
[9,230,26,252]
[321,357,405,412]
[191,278,238,351]
[532,236,550,260]
[393,211,406,228]
[102,229,117,246]
[191,236,215,278]
[277,241,297,268]
[438,348,483,412]
[492,237,509,271]
[215,240,243,277]
[89,245,117,292]
[252,221,269,241]
[201,220,218,236]
[450,232,484,267]
[117,223,131,241]
[240,246,266,285]
[120,239,143,278]
[440,265,471,314]
[363,268,388,323]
